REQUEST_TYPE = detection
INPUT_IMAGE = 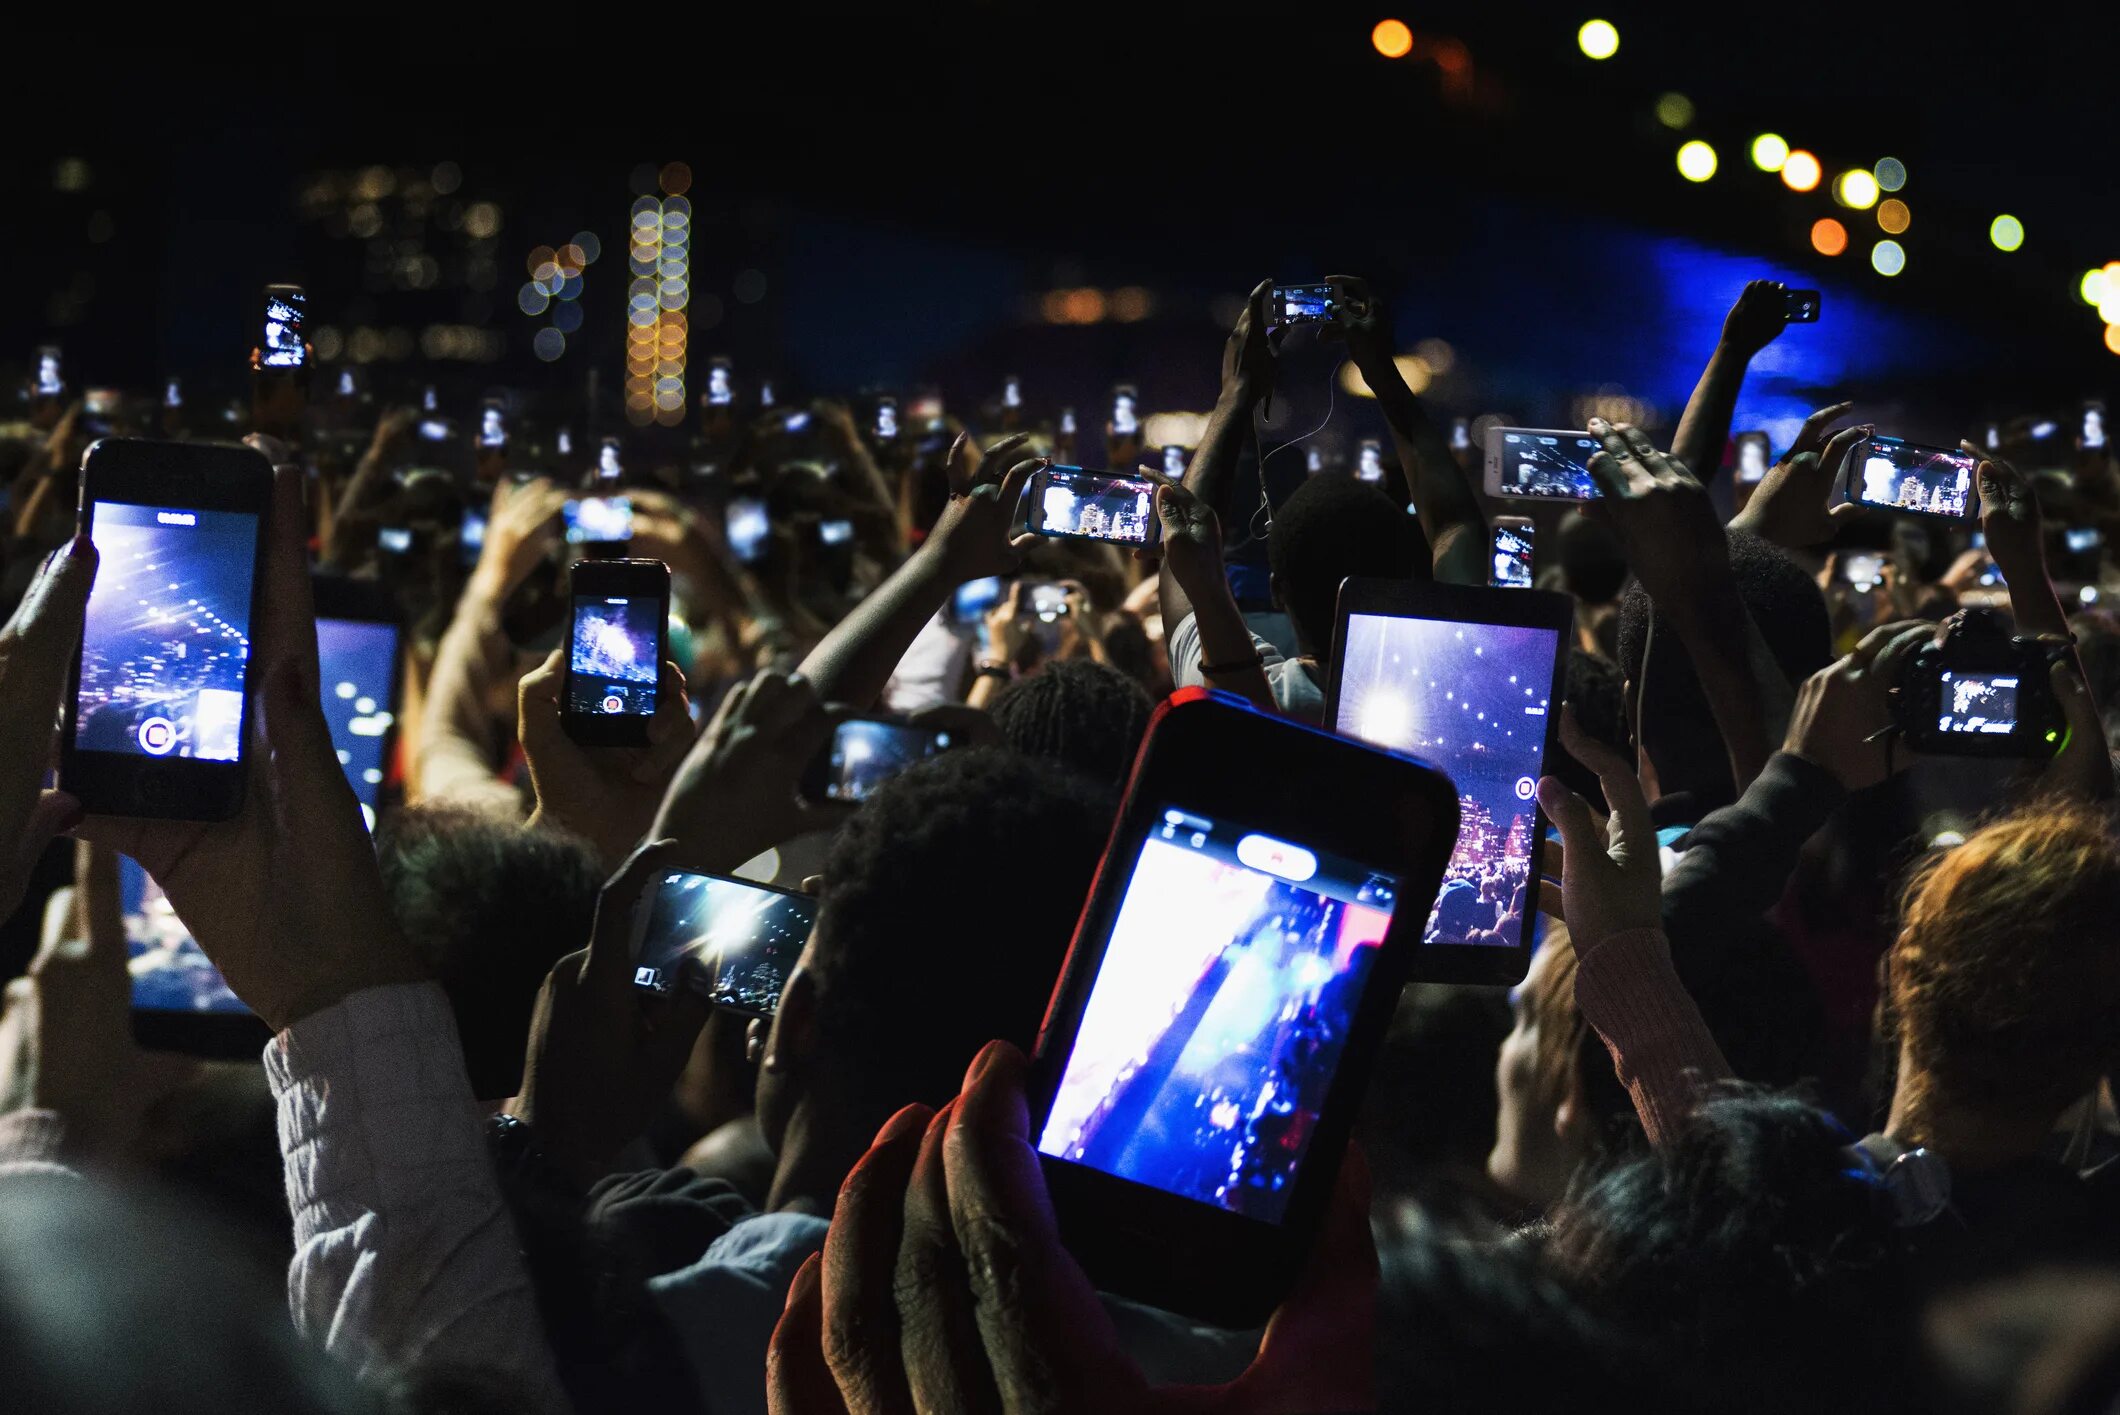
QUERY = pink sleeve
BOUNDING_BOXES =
[1571,928,1733,1148]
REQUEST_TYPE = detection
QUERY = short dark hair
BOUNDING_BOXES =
[378,806,603,1100]
[1555,511,1629,605]
[808,749,1114,1107]
[1616,529,1831,800]
[990,658,1154,785]
[1268,473,1425,653]
[1556,649,1630,810]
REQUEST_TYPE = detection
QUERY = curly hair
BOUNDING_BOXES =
[1888,802,2120,1116]
[989,658,1154,786]
[808,749,1115,1108]
[1267,472,1425,654]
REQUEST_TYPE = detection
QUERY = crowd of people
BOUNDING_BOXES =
[3,264,2120,1415]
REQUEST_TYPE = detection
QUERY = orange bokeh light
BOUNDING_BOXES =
[1810,218,1848,256]
[2105,323,2120,356]
[1371,19,1414,58]
[1876,199,1910,235]
[1781,150,1822,192]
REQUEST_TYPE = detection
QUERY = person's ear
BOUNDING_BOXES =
[759,965,818,1075]
[1554,1088,1595,1154]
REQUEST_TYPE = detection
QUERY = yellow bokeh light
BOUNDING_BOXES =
[1876,199,1910,234]
[1371,18,1413,58]
[1834,169,1880,209]
[1750,133,1789,171]
[1780,150,1822,192]
[1676,140,1717,182]
[1577,19,1619,59]
[1989,215,2025,252]
[1655,92,1694,128]
[2083,269,2108,306]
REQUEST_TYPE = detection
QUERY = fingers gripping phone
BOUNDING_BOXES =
[63,439,274,821]
[631,869,816,1014]
[1025,466,1162,547]
[1029,690,1458,1327]
[1267,282,1338,329]
[561,559,669,747]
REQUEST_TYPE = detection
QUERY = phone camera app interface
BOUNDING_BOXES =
[1273,284,1335,325]
[1038,808,1398,1223]
[1499,433,1601,499]
[1854,439,1974,517]
[261,292,306,369]
[1493,529,1533,589]
[76,503,258,762]
[822,721,950,802]
[569,596,660,718]
[1936,671,2020,737]
[1038,469,1156,544]
[634,872,816,1013]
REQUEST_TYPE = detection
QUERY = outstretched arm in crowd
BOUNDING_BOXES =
[69,452,566,1410]
[796,432,1038,708]
[1669,279,1791,489]
[1333,274,1489,585]
[1585,419,1788,791]
[412,476,567,813]
[1154,481,1277,712]
[321,407,416,569]
[1162,280,1273,636]
[1542,709,1731,1148]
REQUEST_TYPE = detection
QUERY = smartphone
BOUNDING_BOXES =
[1028,690,1457,1327]
[258,284,307,370]
[1306,446,1325,474]
[818,518,855,547]
[2085,401,2108,451]
[800,718,957,803]
[561,559,669,747]
[1059,408,1078,437]
[82,388,122,435]
[782,410,813,434]
[1483,428,1603,501]
[1268,282,1337,328]
[62,440,273,820]
[564,495,633,546]
[422,385,439,412]
[1490,517,1535,589]
[2067,527,2106,554]
[1839,552,1887,589]
[314,575,405,832]
[557,428,574,457]
[1110,385,1140,437]
[1326,579,1573,983]
[33,345,63,397]
[1025,465,1161,547]
[1357,440,1385,483]
[953,575,1005,624]
[725,496,770,564]
[418,416,452,443]
[759,380,777,409]
[1984,424,2000,451]
[336,369,358,399]
[630,869,815,1014]
[1450,418,1471,452]
[479,400,507,449]
[597,437,623,481]
[874,396,900,441]
[1162,445,1187,477]
[164,378,182,410]
[1003,376,1023,410]
[377,526,414,556]
[1783,288,1822,323]
[1843,435,1977,520]
[459,506,488,567]
[706,358,734,408]
[1735,431,1772,484]
[1030,582,1072,620]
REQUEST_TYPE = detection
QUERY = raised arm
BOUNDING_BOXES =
[1164,279,1273,634]
[796,432,1037,709]
[1332,274,1488,585]
[321,408,417,569]
[1669,279,1791,489]
[1969,446,2071,644]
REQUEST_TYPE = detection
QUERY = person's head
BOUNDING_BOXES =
[1554,511,1628,606]
[755,749,1114,1165]
[1268,473,1425,656]
[1488,933,1599,1209]
[1557,649,1630,811]
[1616,528,1831,804]
[378,806,604,1101]
[1547,1086,1913,1407]
[989,657,1154,785]
[1886,803,2120,1148]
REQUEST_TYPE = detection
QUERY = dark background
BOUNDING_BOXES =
[6,2,2113,459]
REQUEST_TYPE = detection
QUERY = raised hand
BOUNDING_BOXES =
[1719,278,1792,358]
[1536,706,1663,950]
[649,670,851,873]
[471,476,569,603]
[1729,403,1872,549]
[1582,418,1728,610]
[1781,621,1935,790]
[1222,277,1277,408]
[1965,445,2045,585]
[520,651,696,869]
[927,432,1041,585]
[0,534,97,919]
[1153,479,1226,597]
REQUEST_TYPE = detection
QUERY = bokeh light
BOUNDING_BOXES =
[1874,157,1907,192]
[1871,240,1906,277]
[1876,199,1910,234]
[1750,133,1789,171]
[1780,150,1821,192]
[1834,169,1880,209]
[1989,214,2024,252]
[1810,218,1848,257]
[2083,269,2108,306]
[1371,18,1413,58]
[533,328,566,362]
[1577,19,1619,59]
[1676,141,1717,182]
[1655,93,1694,128]
[2106,323,2120,357]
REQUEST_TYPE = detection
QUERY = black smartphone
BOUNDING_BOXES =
[563,495,633,546]
[759,380,777,409]
[83,388,122,436]
[1357,440,1385,483]
[1268,282,1338,328]
[377,526,415,556]
[258,284,307,370]
[782,409,813,434]
[163,378,182,410]
[314,574,405,833]
[479,399,507,450]
[2085,400,2108,451]
[1029,690,1457,1327]
[1783,288,1821,323]
[1735,431,1772,484]
[1161,444,1188,477]
[1450,418,1471,452]
[33,345,63,398]
[725,496,770,564]
[706,358,734,407]
[120,850,269,1057]
[1024,465,1161,547]
[1838,551,1888,590]
[63,440,273,821]
[873,396,900,441]
[630,869,816,1014]
[818,518,855,547]
[1490,517,1535,589]
[561,558,669,747]
[1483,427,1602,501]
[1059,408,1078,437]
[800,718,957,804]
[1326,578,1574,985]
[1842,435,1977,520]
[1110,385,1140,438]
[597,437,623,482]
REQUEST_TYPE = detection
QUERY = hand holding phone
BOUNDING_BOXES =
[1484,428,1602,501]
[1842,435,1977,520]
[257,284,308,370]
[561,559,670,747]
[1267,282,1338,329]
[1025,466,1162,547]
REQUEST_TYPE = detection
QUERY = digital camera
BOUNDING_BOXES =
[1892,609,2066,758]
